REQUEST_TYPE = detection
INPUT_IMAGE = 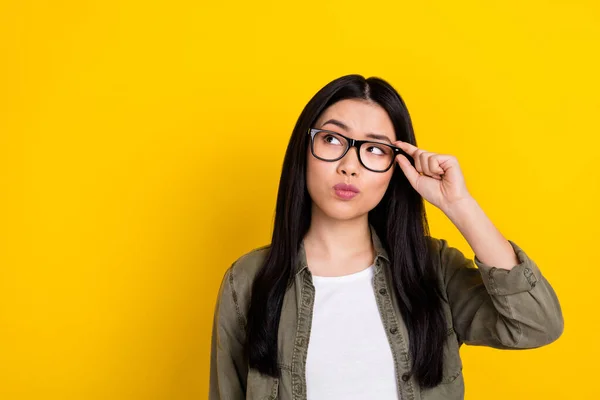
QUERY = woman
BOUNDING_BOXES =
[209,74,563,400]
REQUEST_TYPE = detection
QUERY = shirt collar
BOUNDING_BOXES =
[295,224,390,276]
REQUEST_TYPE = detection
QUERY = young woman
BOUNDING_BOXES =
[209,74,563,400]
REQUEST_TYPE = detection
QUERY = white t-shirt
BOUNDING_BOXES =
[305,265,399,399]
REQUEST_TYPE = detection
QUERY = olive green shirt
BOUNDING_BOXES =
[209,226,563,399]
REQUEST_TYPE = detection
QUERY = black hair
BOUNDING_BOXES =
[246,74,447,388]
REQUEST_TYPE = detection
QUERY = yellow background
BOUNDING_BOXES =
[1,1,598,399]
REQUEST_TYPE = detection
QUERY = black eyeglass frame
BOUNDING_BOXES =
[308,128,411,173]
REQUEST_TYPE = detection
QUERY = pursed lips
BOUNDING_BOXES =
[333,183,360,195]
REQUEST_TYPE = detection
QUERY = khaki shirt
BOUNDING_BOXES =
[209,225,563,400]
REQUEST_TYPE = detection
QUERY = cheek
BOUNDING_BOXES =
[306,155,338,202]
[306,154,324,197]
[364,172,394,205]
[307,148,332,177]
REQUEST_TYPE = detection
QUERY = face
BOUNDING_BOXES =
[306,98,397,221]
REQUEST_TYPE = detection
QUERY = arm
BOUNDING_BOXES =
[440,197,564,348]
[209,266,248,399]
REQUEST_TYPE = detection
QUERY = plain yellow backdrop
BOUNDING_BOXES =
[1,1,599,399]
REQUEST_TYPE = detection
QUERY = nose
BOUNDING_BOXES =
[337,146,360,177]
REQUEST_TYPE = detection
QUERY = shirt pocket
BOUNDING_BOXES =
[441,327,463,384]
[246,367,280,400]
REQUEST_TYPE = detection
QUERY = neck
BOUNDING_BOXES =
[303,205,374,272]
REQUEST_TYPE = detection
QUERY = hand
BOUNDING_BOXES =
[394,141,472,214]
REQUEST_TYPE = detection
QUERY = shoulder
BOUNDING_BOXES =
[220,244,271,316]
[425,235,464,273]
[425,235,466,261]
[424,235,445,275]
[424,235,476,284]
[229,244,271,286]
[424,235,447,260]
[425,235,443,249]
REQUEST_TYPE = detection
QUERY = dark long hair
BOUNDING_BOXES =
[246,74,448,388]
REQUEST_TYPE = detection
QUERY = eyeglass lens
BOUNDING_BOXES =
[312,130,394,171]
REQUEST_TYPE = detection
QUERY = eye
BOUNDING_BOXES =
[366,145,386,155]
[323,134,342,145]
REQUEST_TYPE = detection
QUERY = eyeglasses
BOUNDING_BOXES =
[308,128,409,173]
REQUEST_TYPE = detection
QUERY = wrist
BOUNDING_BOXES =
[443,195,478,222]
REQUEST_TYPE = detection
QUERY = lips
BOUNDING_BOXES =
[333,183,360,193]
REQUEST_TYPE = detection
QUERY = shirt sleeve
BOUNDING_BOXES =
[209,266,248,399]
[438,238,564,349]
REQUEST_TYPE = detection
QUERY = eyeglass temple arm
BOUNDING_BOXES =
[392,146,413,159]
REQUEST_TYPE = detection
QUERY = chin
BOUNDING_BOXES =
[318,202,366,222]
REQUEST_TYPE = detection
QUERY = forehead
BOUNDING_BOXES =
[315,99,396,141]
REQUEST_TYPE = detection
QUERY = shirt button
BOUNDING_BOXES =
[379,288,387,295]
[401,373,410,382]
[390,327,398,334]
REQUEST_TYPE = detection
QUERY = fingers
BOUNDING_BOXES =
[394,140,419,157]
[395,141,424,173]
[395,141,446,180]
[420,151,432,176]
[395,154,420,187]
[427,155,445,180]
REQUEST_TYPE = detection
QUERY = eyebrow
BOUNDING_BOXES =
[320,118,393,143]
